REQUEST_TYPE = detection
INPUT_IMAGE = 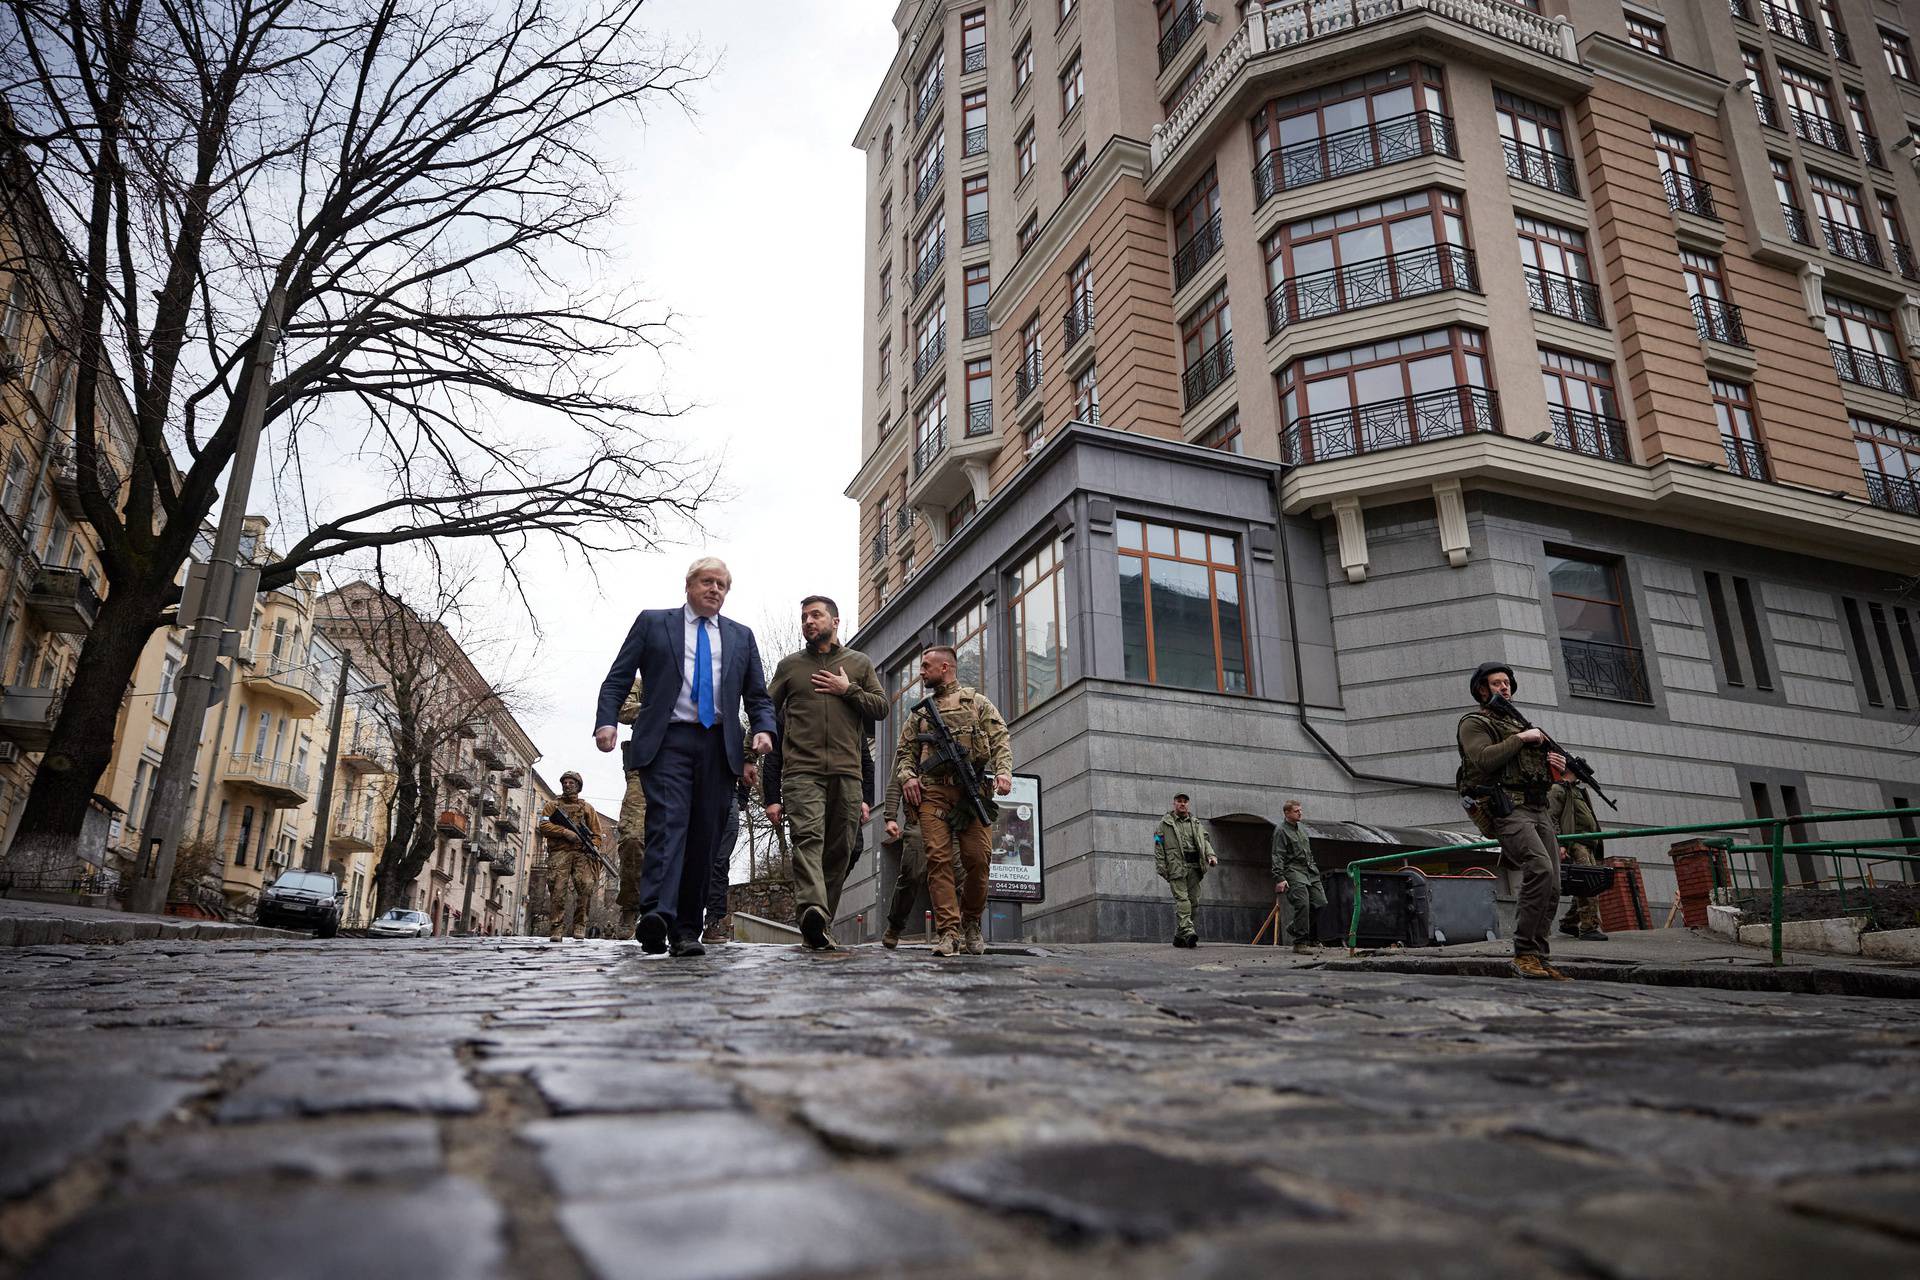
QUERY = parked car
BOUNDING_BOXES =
[256,870,342,937]
[368,908,433,939]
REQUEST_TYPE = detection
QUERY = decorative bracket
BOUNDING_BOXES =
[1331,496,1369,584]
[1433,479,1471,568]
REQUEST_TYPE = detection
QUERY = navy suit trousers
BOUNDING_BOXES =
[638,723,732,937]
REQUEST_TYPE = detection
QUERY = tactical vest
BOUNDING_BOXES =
[908,686,994,780]
[1455,710,1551,796]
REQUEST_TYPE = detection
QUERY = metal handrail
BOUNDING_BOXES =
[1761,1,1822,49]
[1284,385,1498,463]
[1662,169,1718,219]
[1157,1,1202,71]
[1266,244,1477,333]
[1344,806,1920,965]
[1864,468,1920,515]
[1503,138,1578,196]
[1790,106,1849,154]
[1523,266,1605,326]
[1172,210,1223,290]
[1829,341,1913,397]
[1722,433,1771,482]
[1546,404,1631,463]
[1182,334,1233,407]
[1063,293,1094,348]
[912,325,946,383]
[1253,110,1458,205]
[1821,217,1881,267]
[1690,294,1748,347]
[1782,203,1812,245]
[963,125,987,157]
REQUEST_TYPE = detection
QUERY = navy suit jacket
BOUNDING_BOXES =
[596,609,777,777]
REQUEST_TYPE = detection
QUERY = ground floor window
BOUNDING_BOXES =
[1009,535,1069,713]
[1117,518,1247,693]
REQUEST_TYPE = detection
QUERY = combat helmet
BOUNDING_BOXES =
[1468,661,1516,704]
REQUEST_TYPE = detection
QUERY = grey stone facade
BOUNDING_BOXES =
[846,424,1920,944]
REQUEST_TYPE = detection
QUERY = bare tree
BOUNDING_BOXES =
[0,0,709,860]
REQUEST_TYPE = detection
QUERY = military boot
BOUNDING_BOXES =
[962,918,985,955]
[1513,954,1571,981]
[931,931,960,958]
[882,927,901,950]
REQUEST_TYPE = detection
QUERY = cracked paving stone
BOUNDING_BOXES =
[919,1141,1332,1242]
[22,1176,505,1280]
[1507,1107,1920,1183]
[557,1174,971,1280]
[524,1059,740,1115]
[214,1053,481,1122]
[1170,1225,1574,1279]
[522,1112,828,1198]
[0,1068,205,1198]
[124,1117,444,1185]
[1524,1191,1920,1278]
[1288,1135,1650,1213]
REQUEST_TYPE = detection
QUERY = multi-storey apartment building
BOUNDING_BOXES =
[847,0,1920,943]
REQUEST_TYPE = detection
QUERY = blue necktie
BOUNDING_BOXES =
[695,618,716,728]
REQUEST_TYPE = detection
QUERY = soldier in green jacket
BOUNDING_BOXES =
[1457,661,1568,980]
[1270,799,1324,954]
[1550,769,1608,942]
[1155,793,1217,948]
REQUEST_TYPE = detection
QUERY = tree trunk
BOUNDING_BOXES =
[7,581,169,878]
[371,757,436,914]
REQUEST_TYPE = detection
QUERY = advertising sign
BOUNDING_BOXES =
[986,773,1044,903]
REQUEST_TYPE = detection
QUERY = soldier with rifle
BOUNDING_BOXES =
[893,645,1012,958]
[538,770,605,942]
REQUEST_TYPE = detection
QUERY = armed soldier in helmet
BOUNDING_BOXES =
[1457,662,1569,981]
[538,770,604,942]
[614,677,647,936]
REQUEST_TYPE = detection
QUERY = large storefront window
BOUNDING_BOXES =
[1009,536,1068,714]
[1117,519,1247,694]
[939,597,991,693]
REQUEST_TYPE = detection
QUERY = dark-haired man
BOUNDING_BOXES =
[763,596,887,950]
[1155,792,1217,948]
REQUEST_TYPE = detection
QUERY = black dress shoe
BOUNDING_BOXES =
[670,936,706,958]
[800,905,830,951]
[635,912,669,954]
[1578,929,1609,942]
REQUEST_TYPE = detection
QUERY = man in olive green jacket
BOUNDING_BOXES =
[1155,793,1217,948]
[762,595,887,950]
[1550,771,1607,942]
[1271,799,1324,954]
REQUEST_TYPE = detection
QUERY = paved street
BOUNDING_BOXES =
[2,938,1917,1280]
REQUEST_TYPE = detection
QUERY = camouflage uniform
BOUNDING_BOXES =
[892,680,1011,948]
[538,793,604,940]
[1550,780,1603,936]
[615,678,647,930]
[1154,811,1215,943]
[1271,819,1325,947]
[1457,703,1560,959]
[880,769,951,941]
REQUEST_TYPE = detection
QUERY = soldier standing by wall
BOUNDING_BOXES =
[880,755,964,949]
[538,771,604,942]
[614,677,647,936]
[1155,793,1217,948]
[1550,765,1608,942]
[1457,662,1568,980]
[894,645,1012,958]
[1271,799,1324,954]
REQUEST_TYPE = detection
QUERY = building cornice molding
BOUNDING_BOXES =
[1576,33,1728,113]
[845,423,910,502]
[987,135,1152,329]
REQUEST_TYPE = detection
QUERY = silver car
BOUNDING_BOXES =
[368,908,433,939]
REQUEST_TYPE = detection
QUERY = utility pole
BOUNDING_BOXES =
[455,763,494,935]
[128,286,286,915]
[304,652,383,873]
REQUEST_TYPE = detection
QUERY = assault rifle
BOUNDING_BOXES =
[912,696,997,833]
[1488,693,1618,811]
[547,806,601,852]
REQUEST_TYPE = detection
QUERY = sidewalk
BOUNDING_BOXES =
[1307,927,1920,998]
[0,895,297,946]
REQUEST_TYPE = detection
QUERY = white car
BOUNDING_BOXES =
[368,908,433,939]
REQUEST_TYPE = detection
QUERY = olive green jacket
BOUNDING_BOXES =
[1457,707,1550,796]
[768,643,887,779]
[1154,812,1214,880]
[1271,820,1319,884]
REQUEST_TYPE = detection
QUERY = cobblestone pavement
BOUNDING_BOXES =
[3,938,1918,1279]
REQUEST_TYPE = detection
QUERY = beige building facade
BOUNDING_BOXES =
[846,0,1920,943]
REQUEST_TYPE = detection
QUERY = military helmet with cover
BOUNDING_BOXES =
[1468,661,1516,704]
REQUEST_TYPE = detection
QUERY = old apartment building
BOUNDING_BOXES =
[847,0,1920,942]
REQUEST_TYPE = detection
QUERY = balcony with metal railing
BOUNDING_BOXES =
[243,660,326,716]
[1548,405,1632,464]
[1821,218,1883,268]
[1721,434,1772,482]
[1753,91,1782,130]
[1761,2,1822,49]
[339,731,392,774]
[1063,293,1094,349]
[1172,211,1223,291]
[963,125,987,157]
[1895,243,1920,282]
[227,752,313,805]
[1265,244,1477,334]
[964,212,987,246]
[1158,2,1203,70]
[915,73,943,128]
[964,399,993,438]
[1830,342,1914,397]
[1859,131,1885,168]
[913,424,946,477]
[869,529,888,565]
[25,567,100,634]
[1782,203,1812,245]
[915,155,944,211]
[1253,111,1458,206]
[1562,639,1652,703]
[1662,170,1718,219]
[913,325,947,384]
[1283,385,1500,464]
[963,44,986,75]
[965,304,989,339]
[0,683,64,752]
[1524,267,1605,327]
[1865,468,1920,516]
[1691,295,1749,347]
[913,236,945,295]
[1790,106,1849,154]
[1503,139,1579,196]
[329,811,378,852]
[1182,336,1234,408]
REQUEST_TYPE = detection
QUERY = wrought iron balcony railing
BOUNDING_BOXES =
[1265,244,1477,334]
[1782,203,1812,245]
[1503,138,1579,196]
[869,530,888,564]
[1830,341,1914,397]
[1158,3,1202,71]
[964,125,987,157]
[915,155,944,211]
[916,73,943,127]
[1524,266,1605,327]
[1562,638,1652,703]
[1829,25,1854,62]
[1691,294,1749,347]
[964,212,987,245]
[1662,170,1719,219]
[1762,2,1821,49]
[1172,210,1223,290]
[914,425,946,476]
[913,237,945,294]
[1895,243,1920,282]
[1253,111,1459,206]
[1182,335,1233,408]
[1283,385,1500,465]
[1859,130,1885,168]
[966,399,993,437]
[1790,106,1849,154]
[1015,350,1042,402]
[963,44,986,75]
[1722,434,1772,482]
[1865,468,1920,516]
[1729,0,1752,22]
[1753,91,1782,129]
[965,304,989,338]
[913,325,947,383]
[1063,293,1094,349]
[1548,405,1632,464]
[1821,218,1883,268]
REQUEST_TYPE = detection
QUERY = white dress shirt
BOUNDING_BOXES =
[672,605,724,724]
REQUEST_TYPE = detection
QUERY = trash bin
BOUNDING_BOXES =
[1320,870,1427,947]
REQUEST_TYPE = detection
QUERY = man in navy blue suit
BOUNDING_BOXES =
[595,557,776,956]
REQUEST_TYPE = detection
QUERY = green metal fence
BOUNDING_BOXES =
[1342,806,1920,966]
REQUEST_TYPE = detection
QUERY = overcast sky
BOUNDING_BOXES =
[446,0,893,815]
